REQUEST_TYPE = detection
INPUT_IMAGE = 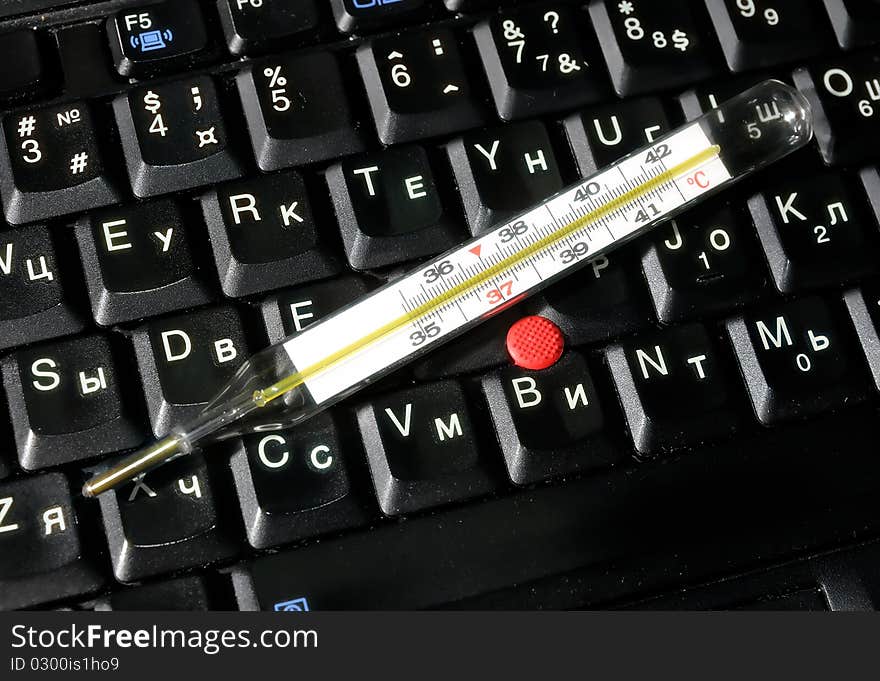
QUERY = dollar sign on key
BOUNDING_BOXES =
[143,90,161,115]
[672,29,689,52]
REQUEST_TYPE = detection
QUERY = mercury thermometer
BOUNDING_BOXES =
[83,80,813,497]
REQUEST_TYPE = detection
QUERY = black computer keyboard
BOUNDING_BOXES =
[2,0,880,612]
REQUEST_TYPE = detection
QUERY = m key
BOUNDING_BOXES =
[726,296,869,423]
[2,334,147,470]
[114,75,243,198]
[0,102,119,224]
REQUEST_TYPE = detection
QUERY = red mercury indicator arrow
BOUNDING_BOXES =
[468,244,482,256]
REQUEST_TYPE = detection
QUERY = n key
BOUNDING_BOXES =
[76,200,213,325]
[2,334,147,470]
[0,473,104,610]
[0,224,85,350]
[114,75,243,198]
[0,102,119,224]
[726,296,869,423]
[202,171,342,298]
[132,306,249,436]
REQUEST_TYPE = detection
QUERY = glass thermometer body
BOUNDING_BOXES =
[84,80,813,497]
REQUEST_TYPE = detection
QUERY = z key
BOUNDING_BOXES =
[114,75,243,198]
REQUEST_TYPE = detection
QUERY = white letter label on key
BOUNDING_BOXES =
[511,377,542,408]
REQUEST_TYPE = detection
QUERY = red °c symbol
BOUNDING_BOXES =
[687,170,710,189]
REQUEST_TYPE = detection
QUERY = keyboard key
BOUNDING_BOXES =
[114,75,243,198]
[642,201,768,323]
[356,379,498,515]
[532,249,655,345]
[55,23,119,99]
[357,27,489,145]
[326,145,463,269]
[97,575,213,610]
[96,453,239,582]
[0,473,104,610]
[0,224,85,350]
[107,0,210,77]
[563,96,673,175]
[793,52,880,165]
[0,102,120,225]
[446,120,564,236]
[444,0,502,11]
[821,0,880,49]
[237,52,368,171]
[606,323,741,456]
[588,0,718,96]
[76,200,213,325]
[332,0,430,34]
[726,297,869,424]
[230,414,369,549]
[678,72,785,121]
[218,0,321,55]
[132,306,249,436]
[261,276,373,343]
[0,29,53,102]
[843,282,880,392]
[201,171,342,297]
[704,0,833,71]
[482,351,619,484]
[748,172,878,293]
[2,334,147,470]
[473,4,607,120]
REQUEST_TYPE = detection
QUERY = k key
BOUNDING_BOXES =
[473,4,607,120]
[357,27,489,145]
[114,75,243,197]
[76,199,213,325]
[0,102,119,225]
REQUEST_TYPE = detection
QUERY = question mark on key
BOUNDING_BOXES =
[543,11,560,34]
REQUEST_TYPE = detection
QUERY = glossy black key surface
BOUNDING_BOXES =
[76,200,213,326]
[563,96,673,175]
[114,75,243,198]
[0,30,52,101]
[793,52,880,166]
[132,306,249,436]
[97,454,238,582]
[843,282,880,392]
[237,52,368,171]
[589,0,718,96]
[261,276,373,343]
[332,0,429,34]
[482,351,619,485]
[231,413,369,549]
[202,171,342,298]
[0,473,104,610]
[446,120,564,236]
[473,4,606,120]
[356,379,498,516]
[642,201,767,323]
[107,0,210,77]
[55,23,120,100]
[357,27,488,145]
[606,323,741,456]
[98,575,213,610]
[2,334,146,471]
[0,225,85,350]
[704,0,832,71]
[727,296,869,424]
[218,0,321,55]
[821,0,880,49]
[533,249,654,345]
[326,145,462,269]
[0,102,119,225]
[749,172,877,294]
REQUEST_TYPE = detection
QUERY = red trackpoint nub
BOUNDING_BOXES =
[506,315,564,370]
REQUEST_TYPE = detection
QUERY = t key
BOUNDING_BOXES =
[114,75,243,198]
[726,296,869,423]
[0,102,119,224]
[357,27,488,145]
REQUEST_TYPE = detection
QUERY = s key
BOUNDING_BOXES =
[0,102,120,225]
[114,75,243,198]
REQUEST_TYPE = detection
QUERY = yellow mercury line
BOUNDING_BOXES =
[254,144,722,407]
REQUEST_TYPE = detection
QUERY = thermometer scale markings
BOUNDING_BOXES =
[271,126,726,406]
